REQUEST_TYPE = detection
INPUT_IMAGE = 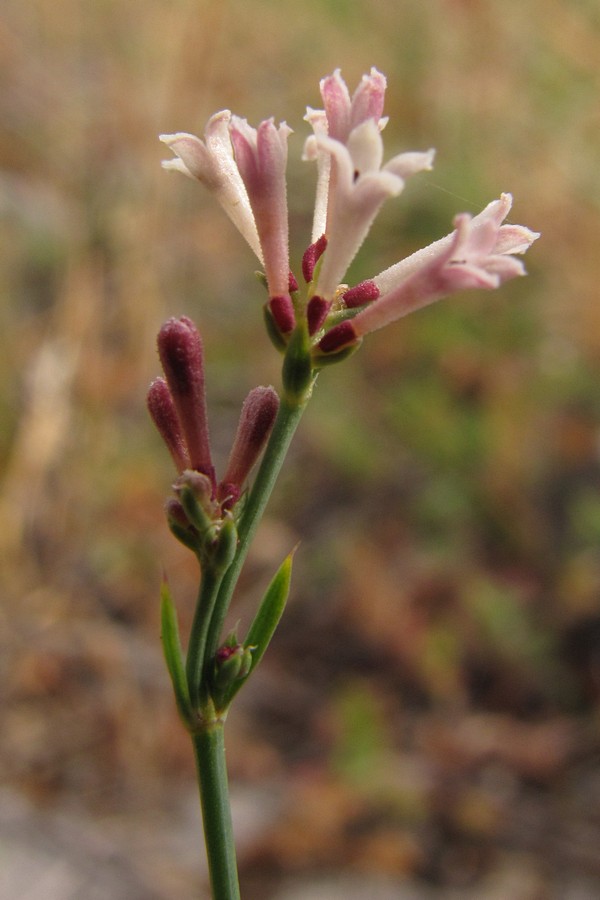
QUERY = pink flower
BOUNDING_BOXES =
[229,116,292,301]
[304,67,389,243]
[304,120,434,300]
[318,66,388,142]
[160,69,538,355]
[303,69,433,300]
[160,111,263,262]
[318,194,540,352]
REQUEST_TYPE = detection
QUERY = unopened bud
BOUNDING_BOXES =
[269,294,296,335]
[318,320,359,354]
[288,270,299,294]
[147,378,189,472]
[175,470,218,537]
[302,234,328,284]
[211,514,238,574]
[212,643,254,693]
[165,498,201,551]
[306,295,331,336]
[216,482,241,511]
[157,317,214,482]
[218,386,280,503]
[341,280,380,308]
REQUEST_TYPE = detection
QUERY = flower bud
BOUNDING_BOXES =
[216,482,241,511]
[302,234,328,283]
[165,498,201,551]
[174,470,218,537]
[288,270,299,294]
[157,317,214,483]
[306,295,331,335]
[212,643,254,693]
[269,294,296,335]
[147,378,190,472]
[218,386,280,505]
[341,279,380,308]
[211,514,238,575]
[317,319,359,354]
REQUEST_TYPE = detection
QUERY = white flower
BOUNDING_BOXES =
[160,111,263,262]
[318,194,540,352]
[304,67,390,245]
[304,120,434,300]
[160,70,539,351]
[229,117,292,299]
[318,66,388,142]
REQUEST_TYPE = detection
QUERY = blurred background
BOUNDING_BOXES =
[1,0,599,897]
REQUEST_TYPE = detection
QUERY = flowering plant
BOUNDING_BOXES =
[150,68,538,899]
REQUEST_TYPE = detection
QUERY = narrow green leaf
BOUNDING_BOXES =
[160,580,193,728]
[244,549,295,672]
[218,549,295,710]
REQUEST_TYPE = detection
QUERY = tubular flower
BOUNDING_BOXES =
[304,67,389,241]
[229,116,292,301]
[304,121,434,300]
[160,68,538,356]
[320,67,388,142]
[318,193,540,353]
[303,107,330,243]
[303,68,434,300]
[160,111,263,262]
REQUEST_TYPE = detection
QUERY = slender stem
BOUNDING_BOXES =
[187,384,312,900]
[186,567,223,710]
[205,393,310,663]
[192,723,241,900]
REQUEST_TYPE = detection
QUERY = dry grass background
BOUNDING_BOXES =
[1,0,600,897]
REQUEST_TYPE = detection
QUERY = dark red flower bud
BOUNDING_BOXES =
[341,279,380,308]
[306,295,332,335]
[288,270,299,293]
[269,295,296,334]
[164,498,201,551]
[302,234,328,284]
[216,482,241,511]
[147,377,190,472]
[318,320,359,353]
[174,470,219,540]
[215,644,236,664]
[218,386,280,502]
[157,317,214,482]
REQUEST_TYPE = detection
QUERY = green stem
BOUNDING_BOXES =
[192,723,240,900]
[205,393,310,664]
[186,567,223,710]
[187,384,312,899]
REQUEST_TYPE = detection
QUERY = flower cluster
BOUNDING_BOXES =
[160,67,538,363]
[151,72,540,889]
[147,316,279,554]
[152,68,538,531]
